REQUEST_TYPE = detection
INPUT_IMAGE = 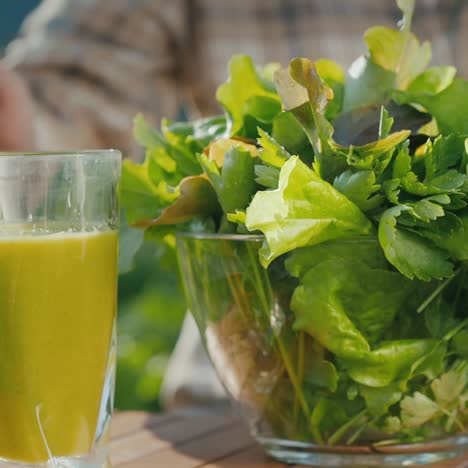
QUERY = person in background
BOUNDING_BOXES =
[0,0,466,407]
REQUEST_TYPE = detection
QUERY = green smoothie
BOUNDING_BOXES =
[0,230,118,463]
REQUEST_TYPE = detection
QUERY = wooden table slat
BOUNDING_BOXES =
[202,445,288,468]
[117,422,254,468]
[111,411,468,468]
[111,411,182,440]
[111,411,237,466]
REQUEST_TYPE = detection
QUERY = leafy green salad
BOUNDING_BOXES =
[122,0,467,445]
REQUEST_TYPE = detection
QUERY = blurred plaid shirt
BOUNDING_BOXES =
[5,0,468,158]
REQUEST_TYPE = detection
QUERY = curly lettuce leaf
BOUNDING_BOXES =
[132,176,221,227]
[257,127,291,168]
[364,25,431,90]
[216,54,281,136]
[315,58,345,120]
[275,58,411,181]
[343,0,433,111]
[285,238,387,277]
[134,113,203,183]
[289,254,413,346]
[342,339,439,387]
[245,156,373,265]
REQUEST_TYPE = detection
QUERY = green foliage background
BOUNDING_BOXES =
[116,221,185,411]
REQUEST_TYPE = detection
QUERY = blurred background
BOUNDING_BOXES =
[0,1,186,412]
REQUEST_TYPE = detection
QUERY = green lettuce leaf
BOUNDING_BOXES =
[245,156,374,265]
[254,164,280,189]
[285,238,387,277]
[257,127,291,168]
[132,176,221,227]
[343,57,395,112]
[364,25,431,90]
[120,159,177,224]
[289,255,413,347]
[360,383,403,417]
[378,206,454,280]
[342,339,439,387]
[394,79,468,134]
[315,58,345,120]
[216,55,281,136]
[406,66,457,95]
[199,146,256,214]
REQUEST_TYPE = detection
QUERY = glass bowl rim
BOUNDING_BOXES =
[176,232,378,243]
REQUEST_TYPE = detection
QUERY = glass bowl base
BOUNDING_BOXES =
[257,436,468,467]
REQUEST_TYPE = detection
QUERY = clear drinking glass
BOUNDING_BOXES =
[176,232,468,467]
[0,151,121,468]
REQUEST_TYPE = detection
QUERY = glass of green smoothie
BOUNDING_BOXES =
[0,151,121,467]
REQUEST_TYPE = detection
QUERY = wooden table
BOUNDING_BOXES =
[110,408,468,467]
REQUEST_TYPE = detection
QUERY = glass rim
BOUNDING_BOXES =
[177,232,378,243]
[0,149,122,160]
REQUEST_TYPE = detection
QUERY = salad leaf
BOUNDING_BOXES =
[271,111,313,161]
[290,256,412,347]
[274,58,343,180]
[378,206,454,280]
[418,212,468,260]
[360,383,403,417]
[364,25,431,90]
[254,164,280,189]
[315,58,345,120]
[275,58,411,181]
[400,361,468,430]
[333,170,382,212]
[332,103,430,147]
[291,268,370,360]
[342,339,439,387]
[285,238,387,277]
[304,341,339,392]
[133,176,221,227]
[245,156,374,265]
[118,216,145,274]
[216,54,281,136]
[406,66,457,95]
[400,391,440,428]
[394,79,468,134]
[120,159,177,224]
[343,57,395,111]
[207,137,258,166]
[431,363,468,406]
[257,128,291,168]
[199,146,256,214]
[425,134,468,179]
